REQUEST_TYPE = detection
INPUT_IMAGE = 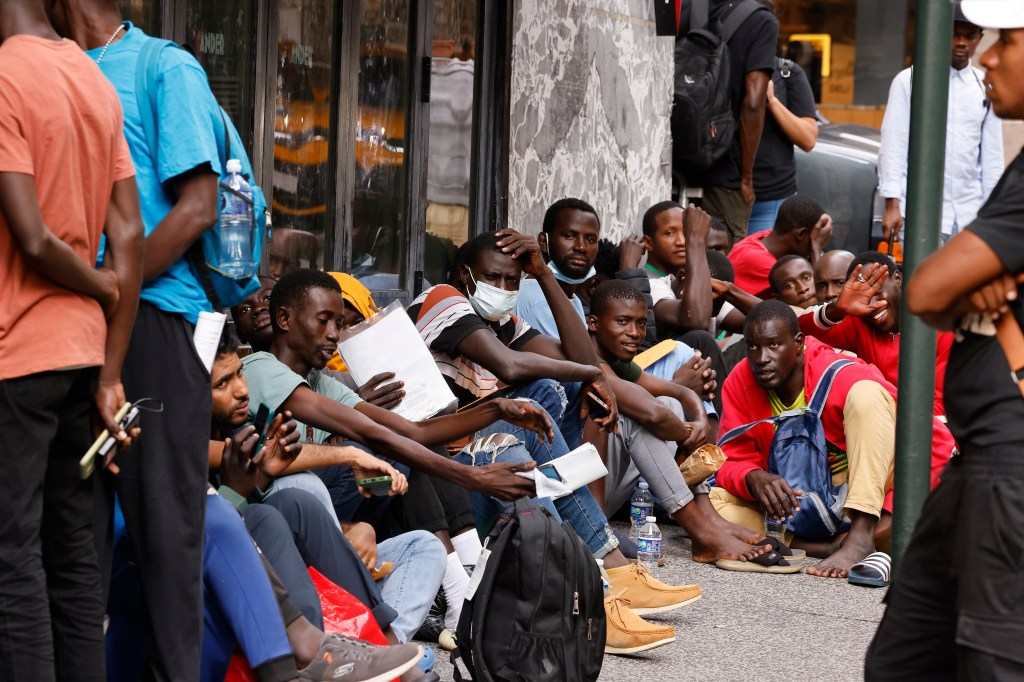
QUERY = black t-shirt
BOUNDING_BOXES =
[753,59,816,199]
[683,0,779,189]
[944,150,1024,447]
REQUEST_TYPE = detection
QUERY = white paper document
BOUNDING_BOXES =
[337,300,457,422]
[516,443,608,499]
[193,311,227,374]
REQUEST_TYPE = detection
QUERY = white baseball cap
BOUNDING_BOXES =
[961,0,1024,29]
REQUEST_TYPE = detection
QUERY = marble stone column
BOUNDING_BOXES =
[507,0,673,241]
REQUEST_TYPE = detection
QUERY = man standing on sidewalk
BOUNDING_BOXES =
[878,2,1003,246]
[0,0,143,678]
[867,1,1024,678]
[47,1,223,677]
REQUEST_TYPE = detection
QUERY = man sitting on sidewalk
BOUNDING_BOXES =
[586,281,781,564]
[769,255,818,311]
[715,301,894,577]
[813,249,855,306]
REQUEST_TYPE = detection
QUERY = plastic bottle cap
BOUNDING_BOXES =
[226,159,242,174]
[639,482,649,489]
[646,516,656,523]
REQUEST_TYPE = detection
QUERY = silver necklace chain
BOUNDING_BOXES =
[95,22,127,64]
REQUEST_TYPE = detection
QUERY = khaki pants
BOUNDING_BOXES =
[711,380,896,538]
[701,185,753,245]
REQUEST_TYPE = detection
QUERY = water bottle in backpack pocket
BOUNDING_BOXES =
[217,159,256,280]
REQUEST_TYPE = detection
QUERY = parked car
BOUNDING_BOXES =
[795,118,888,258]
[674,117,888,258]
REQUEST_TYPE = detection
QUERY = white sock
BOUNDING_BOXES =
[441,552,470,629]
[451,531,483,567]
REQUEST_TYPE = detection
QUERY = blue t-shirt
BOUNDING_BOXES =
[514,278,585,338]
[89,25,223,323]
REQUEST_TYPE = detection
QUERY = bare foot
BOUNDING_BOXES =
[806,511,876,579]
[693,494,764,544]
[691,533,772,564]
[806,536,874,578]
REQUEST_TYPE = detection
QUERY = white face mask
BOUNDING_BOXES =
[466,270,519,321]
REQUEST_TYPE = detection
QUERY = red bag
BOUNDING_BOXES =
[225,567,389,680]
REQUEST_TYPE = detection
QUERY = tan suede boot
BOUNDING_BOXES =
[605,563,701,615]
[604,590,676,655]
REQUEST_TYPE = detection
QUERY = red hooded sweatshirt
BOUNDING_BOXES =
[718,337,956,512]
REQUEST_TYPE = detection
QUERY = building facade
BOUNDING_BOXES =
[119,0,917,302]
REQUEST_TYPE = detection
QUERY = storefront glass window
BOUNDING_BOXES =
[183,0,256,149]
[351,0,410,292]
[423,0,476,287]
[270,0,336,276]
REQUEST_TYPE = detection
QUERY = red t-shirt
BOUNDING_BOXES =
[718,338,955,511]
[0,36,134,381]
[728,231,776,299]
[798,305,954,416]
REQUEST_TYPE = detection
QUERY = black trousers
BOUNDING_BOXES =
[243,488,397,632]
[0,368,105,682]
[94,303,211,682]
[866,447,1024,681]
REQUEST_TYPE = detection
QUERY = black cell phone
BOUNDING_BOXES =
[358,475,394,497]
[80,403,140,479]
[252,403,272,453]
[585,392,610,420]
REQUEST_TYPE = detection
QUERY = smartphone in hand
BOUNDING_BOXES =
[358,475,394,497]
[585,391,610,421]
[252,403,273,454]
[80,402,140,479]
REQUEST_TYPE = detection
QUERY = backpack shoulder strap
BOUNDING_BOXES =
[807,359,855,416]
[690,0,709,32]
[134,37,176,166]
[720,0,764,43]
[718,413,784,446]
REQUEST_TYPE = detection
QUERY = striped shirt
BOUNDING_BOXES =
[408,284,540,407]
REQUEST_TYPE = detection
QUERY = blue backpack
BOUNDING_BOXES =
[718,359,854,540]
[134,37,267,309]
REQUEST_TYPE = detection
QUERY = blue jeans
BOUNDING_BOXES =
[643,341,717,418]
[506,378,584,449]
[748,195,793,234]
[377,531,446,643]
[454,401,618,559]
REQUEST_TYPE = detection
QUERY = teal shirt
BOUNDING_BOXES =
[90,25,223,323]
[241,352,363,444]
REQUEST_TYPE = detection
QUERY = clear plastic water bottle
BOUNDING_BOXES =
[637,516,662,575]
[218,159,255,278]
[629,482,654,541]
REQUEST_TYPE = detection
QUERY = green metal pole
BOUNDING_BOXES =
[892,0,952,566]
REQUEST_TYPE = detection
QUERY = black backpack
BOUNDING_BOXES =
[672,0,766,172]
[451,499,605,682]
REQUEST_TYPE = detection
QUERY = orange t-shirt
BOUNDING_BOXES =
[0,36,135,381]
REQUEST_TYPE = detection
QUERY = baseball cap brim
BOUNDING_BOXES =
[961,0,1024,29]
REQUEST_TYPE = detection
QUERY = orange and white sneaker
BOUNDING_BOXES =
[605,563,701,615]
[604,590,676,655]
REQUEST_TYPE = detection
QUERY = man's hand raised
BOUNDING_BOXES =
[834,263,888,319]
[619,235,646,270]
[496,229,547,279]
[745,469,802,520]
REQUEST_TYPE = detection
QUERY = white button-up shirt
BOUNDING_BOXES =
[878,62,1004,236]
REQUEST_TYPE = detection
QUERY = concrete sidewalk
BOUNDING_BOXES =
[427,521,886,681]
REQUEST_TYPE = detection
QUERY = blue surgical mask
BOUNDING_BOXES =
[467,271,519,321]
[547,260,597,285]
